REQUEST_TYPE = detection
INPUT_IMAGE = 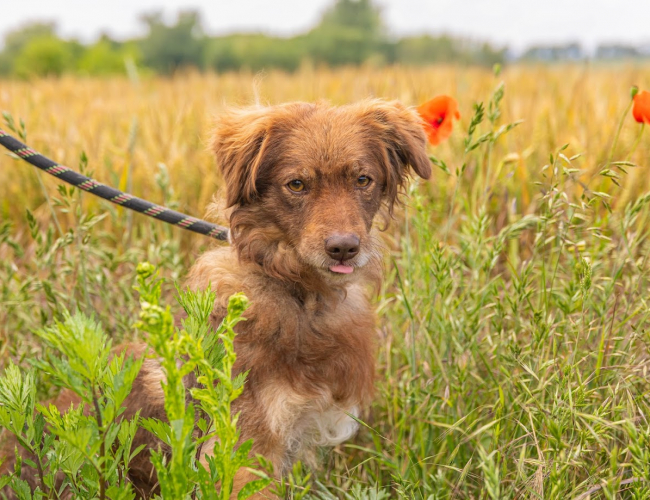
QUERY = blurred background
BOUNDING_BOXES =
[1,0,650,77]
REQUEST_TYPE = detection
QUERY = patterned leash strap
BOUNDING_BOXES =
[0,128,229,241]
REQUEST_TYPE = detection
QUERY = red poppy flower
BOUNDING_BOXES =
[633,90,650,124]
[417,95,461,146]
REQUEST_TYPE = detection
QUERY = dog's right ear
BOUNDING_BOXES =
[211,107,274,207]
[211,103,316,207]
[358,100,432,213]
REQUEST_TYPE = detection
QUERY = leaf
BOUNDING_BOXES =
[428,155,450,175]
[237,475,272,500]
[232,439,254,468]
[140,417,172,445]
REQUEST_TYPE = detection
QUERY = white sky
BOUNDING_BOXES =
[1,0,649,53]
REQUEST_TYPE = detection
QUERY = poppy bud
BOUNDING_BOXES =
[632,90,650,124]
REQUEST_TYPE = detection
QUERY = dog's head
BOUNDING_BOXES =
[211,99,431,287]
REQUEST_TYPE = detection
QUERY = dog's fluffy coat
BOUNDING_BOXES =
[1,99,431,498]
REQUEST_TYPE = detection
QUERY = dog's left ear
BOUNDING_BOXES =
[361,100,432,210]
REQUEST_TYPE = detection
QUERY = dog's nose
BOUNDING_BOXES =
[325,234,360,261]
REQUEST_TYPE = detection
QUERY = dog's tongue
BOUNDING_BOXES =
[329,264,354,274]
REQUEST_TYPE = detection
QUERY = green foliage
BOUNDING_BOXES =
[139,10,206,74]
[0,0,507,77]
[320,0,384,35]
[12,35,75,78]
[306,0,387,66]
[0,262,265,498]
[0,22,56,75]
[345,484,390,500]
[395,35,507,67]
[332,79,650,499]
[134,264,270,498]
[204,35,304,73]
[77,39,141,76]
[0,311,143,498]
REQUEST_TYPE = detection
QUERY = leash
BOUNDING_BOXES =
[0,128,229,241]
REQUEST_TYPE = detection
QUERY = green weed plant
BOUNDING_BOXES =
[0,262,269,499]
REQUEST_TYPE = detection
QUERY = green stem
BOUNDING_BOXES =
[92,388,106,500]
[606,99,634,170]
[124,117,138,247]
[443,168,461,243]
[35,169,63,238]
[15,435,50,498]
[76,197,92,312]
[35,442,50,498]
[625,123,646,162]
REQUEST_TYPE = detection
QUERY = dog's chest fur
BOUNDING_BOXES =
[252,288,372,462]
[187,247,376,470]
[259,383,360,464]
[243,288,373,444]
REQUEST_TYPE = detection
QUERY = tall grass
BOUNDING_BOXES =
[1,65,650,497]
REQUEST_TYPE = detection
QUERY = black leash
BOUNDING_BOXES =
[0,128,229,241]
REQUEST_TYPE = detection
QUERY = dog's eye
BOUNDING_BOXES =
[356,175,371,188]
[287,180,305,192]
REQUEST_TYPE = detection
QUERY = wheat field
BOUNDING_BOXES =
[1,65,649,235]
[2,65,650,498]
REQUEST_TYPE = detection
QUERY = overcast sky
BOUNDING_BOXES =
[2,0,649,53]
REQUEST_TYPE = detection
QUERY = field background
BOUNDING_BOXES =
[2,65,650,498]
[2,65,650,228]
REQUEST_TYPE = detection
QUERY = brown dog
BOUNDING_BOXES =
[2,99,431,498]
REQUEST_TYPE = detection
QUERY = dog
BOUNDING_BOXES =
[1,99,431,498]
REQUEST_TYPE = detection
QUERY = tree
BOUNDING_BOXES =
[12,36,74,78]
[77,37,141,75]
[319,0,384,34]
[305,0,387,66]
[139,10,206,74]
[205,34,304,73]
[0,22,57,75]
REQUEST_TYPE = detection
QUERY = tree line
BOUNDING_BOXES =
[0,0,506,78]
[2,0,647,78]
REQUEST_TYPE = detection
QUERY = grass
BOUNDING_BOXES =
[1,64,650,498]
